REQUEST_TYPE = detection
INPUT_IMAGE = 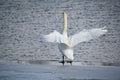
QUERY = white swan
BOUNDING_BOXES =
[43,12,107,65]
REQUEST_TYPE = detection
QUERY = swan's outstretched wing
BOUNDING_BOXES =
[70,28,107,47]
[42,30,68,44]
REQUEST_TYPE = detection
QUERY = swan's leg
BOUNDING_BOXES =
[69,61,72,65]
[62,56,65,65]
[59,56,65,65]
[67,61,72,65]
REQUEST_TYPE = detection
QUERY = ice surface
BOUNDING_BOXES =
[0,63,120,80]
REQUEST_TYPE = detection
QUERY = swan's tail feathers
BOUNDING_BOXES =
[70,27,108,47]
[42,30,68,44]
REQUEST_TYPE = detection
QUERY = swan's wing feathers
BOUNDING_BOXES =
[42,30,67,43]
[71,28,107,46]
[42,30,61,43]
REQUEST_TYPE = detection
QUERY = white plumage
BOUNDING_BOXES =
[42,12,107,64]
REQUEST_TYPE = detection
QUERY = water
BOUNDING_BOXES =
[0,0,120,65]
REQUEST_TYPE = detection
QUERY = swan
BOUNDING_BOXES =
[42,12,107,65]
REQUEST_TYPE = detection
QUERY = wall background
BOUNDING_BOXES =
[0,0,120,65]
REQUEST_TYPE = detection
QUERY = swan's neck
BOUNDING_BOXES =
[63,12,68,36]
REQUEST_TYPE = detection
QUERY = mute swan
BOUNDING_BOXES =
[43,12,107,65]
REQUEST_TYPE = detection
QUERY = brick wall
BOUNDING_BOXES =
[0,0,120,64]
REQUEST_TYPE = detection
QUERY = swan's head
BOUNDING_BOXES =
[63,12,67,34]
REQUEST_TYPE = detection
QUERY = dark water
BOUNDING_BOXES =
[0,0,120,65]
[0,62,120,80]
